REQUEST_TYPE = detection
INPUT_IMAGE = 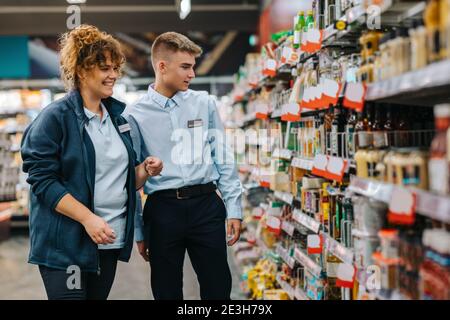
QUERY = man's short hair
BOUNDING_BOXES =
[151,32,203,66]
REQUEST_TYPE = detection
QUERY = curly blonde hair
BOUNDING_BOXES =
[59,25,125,91]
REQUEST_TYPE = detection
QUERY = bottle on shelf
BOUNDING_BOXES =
[424,0,441,63]
[383,106,395,146]
[372,104,388,149]
[325,105,336,155]
[345,109,357,158]
[429,103,450,195]
[396,106,410,148]
[355,104,373,150]
[294,11,306,50]
[409,19,428,71]
[305,10,316,32]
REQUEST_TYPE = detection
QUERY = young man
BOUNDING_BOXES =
[124,32,242,300]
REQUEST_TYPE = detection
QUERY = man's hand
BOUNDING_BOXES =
[144,156,163,176]
[136,241,149,261]
[226,219,241,246]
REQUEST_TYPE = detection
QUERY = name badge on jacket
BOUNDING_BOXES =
[187,119,203,128]
[119,123,131,133]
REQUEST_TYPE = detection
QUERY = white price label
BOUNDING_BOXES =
[313,154,328,171]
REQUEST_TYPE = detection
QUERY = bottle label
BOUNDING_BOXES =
[401,165,421,186]
[367,162,377,178]
[429,158,449,194]
[346,126,355,156]
[331,125,339,155]
[357,131,373,148]
[294,31,301,45]
[373,131,388,148]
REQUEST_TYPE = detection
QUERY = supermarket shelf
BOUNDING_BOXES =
[275,274,295,300]
[281,220,296,237]
[0,208,13,223]
[275,244,296,269]
[321,232,354,265]
[272,148,293,160]
[294,287,309,300]
[366,59,450,106]
[271,109,282,118]
[293,209,321,233]
[256,237,271,255]
[293,247,322,278]
[274,190,294,205]
[349,176,450,224]
[291,156,314,171]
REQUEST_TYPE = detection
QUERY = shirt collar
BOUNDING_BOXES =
[83,102,109,122]
[148,84,184,109]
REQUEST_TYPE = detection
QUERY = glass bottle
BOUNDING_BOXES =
[429,103,450,194]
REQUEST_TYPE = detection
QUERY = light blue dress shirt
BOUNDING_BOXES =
[124,85,243,241]
[84,103,129,249]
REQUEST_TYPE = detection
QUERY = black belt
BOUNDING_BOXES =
[153,182,217,200]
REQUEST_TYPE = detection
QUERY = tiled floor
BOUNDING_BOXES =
[0,235,244,300]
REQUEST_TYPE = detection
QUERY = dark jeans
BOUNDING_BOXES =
[39,249,120,300]
[144,191,232,300]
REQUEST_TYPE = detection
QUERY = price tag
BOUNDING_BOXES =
[310,85,324,109]
[301,86,311,108]
[280,149,293,160]
[304,29,323,53]
[311,154,329,177]
[255,101,269,119]
[263,59,277,77]
[321,78,341,107]
[266,215,282,235]
[325,156,348,182]
[343,82,366,112]
[336,263,356,288]
[388,187,416,225]
[252,207,264,220]
[281,102,301,122]
[307,234,323,254]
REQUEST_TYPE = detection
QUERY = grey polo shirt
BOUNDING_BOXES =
[84,103,129,249]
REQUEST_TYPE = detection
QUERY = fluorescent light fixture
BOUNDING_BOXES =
[66,0,86,4]
[178,0,191,20]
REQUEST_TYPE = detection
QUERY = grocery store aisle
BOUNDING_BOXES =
[0,234,243,300]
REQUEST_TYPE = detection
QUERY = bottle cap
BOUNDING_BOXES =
[434,103,450,118]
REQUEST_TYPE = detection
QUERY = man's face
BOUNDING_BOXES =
[159,51,196,92]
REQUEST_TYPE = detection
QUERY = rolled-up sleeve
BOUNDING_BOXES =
[21,110,68,210]
[208,96,243,220]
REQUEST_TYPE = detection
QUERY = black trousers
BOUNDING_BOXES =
[38,249,120,300]
[144,191,232,300]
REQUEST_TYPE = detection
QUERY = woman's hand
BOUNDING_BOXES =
[80,213,116,245]
[144,156,163,176]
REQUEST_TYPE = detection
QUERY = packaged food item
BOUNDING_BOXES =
[378,229,399,260]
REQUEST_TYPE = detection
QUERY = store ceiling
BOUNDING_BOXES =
[0,0,260,88]
[0,0,260,35]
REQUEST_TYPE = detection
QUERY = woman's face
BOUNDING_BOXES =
[79,51,119,99]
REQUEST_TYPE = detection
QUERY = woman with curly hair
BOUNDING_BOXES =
[20,25,162,300]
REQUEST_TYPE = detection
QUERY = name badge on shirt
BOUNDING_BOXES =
[118,123,131,133]
[187,119,203,128]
